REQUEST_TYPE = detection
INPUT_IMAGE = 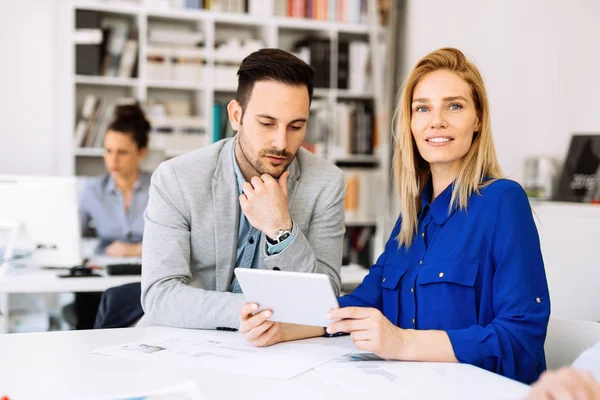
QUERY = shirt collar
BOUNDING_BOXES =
[420,178,458,225]
[105,173,143,194]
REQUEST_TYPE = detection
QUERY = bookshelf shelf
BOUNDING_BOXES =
[146,80,203,90]
[336,90,374,99]
[75,75,138,87]
[213,84,238,92]
[334,155,380,165]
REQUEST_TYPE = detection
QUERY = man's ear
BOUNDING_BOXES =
[227,100,243,131]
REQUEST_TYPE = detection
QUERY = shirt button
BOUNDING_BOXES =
[412,318,415,324]
[410,288,414,293]
[439,272,444,278]
[382,278,386,283]
[536,297,541,303]
[419,260,423,265]
[421,232,425,238]
[249,237,254,244]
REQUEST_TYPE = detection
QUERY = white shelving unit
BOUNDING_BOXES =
[57,0,391,263]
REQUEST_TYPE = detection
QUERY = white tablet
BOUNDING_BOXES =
[234,268,339,327]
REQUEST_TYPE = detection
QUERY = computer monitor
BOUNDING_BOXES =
[0,175,82,267]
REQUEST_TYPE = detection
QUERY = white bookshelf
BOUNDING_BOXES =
[57,0,391,265]
[74,75,139,87]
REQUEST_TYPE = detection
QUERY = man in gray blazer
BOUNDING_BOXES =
[140,49,346,331]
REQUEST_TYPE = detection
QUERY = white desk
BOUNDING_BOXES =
[0,255,141,333]
[0,259,368,334]
[0,326,530,400]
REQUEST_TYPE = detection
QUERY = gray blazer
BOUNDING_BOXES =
[140,138,346,329]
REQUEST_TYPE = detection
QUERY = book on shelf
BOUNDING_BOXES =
[74,11,138,77]
[183,0,246,12]
[75,97,136,149]
[304,100,330,158]
[343,168,378,224]
[102,18,131,77]
[117,39,138,78]
[343,225,375,268]
[293,38,331,89]
[282,0,367,22]
[75,10,103,75]
[330,101,374,157]
[74,95,100,147]
[212,103,236,143]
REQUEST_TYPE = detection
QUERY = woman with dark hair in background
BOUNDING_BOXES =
[67,102,151,329]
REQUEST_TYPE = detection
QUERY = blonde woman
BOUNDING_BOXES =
[238,48,550,384]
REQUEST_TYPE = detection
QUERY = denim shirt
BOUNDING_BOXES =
[229,140,297,292]
[79,172,151,253]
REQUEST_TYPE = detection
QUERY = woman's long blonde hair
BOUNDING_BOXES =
[393,47,503,247]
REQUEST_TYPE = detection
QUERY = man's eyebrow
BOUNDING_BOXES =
[256,114,307,124]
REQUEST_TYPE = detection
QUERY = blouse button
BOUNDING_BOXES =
[382,278,386,283]
[419,260,423,265]
[536,297,541,303]
[438,272,444,278]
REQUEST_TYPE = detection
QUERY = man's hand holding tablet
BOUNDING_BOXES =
[235,269,338,346]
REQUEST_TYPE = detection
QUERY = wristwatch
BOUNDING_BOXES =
[266,224,292,245]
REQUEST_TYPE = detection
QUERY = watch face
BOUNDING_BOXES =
[278,232,291,242]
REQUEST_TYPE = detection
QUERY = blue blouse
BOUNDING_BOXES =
[79,172,151,253]
[338,179,550,384]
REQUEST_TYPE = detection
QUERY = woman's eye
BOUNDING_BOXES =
[260,122,273,127]
[449,103,463,110]
[415,106,428,112]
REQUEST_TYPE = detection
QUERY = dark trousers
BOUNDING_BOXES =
[64,292,102,330]
[93,282,144,329]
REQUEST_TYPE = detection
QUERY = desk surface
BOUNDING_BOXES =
[0,256,141,293]
[0,261,368,294]
[0,327,530,400]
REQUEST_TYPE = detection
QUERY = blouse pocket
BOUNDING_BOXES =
[416,259,479,330]
[380,266,408,325]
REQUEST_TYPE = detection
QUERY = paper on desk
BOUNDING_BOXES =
[313,352,530,400]
[93,330,352,380]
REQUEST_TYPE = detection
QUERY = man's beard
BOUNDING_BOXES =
[238,126,293,177]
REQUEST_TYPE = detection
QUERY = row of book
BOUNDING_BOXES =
[284,0,368,23]
[308,100,375,158]
[179,0,372,23]
[294,38,371,92]
[76,96,374,159]
[75,11,138,77]
[212,103,236,143]
[74,95,126,148]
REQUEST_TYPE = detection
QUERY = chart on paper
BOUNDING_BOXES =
[93,330,352,380]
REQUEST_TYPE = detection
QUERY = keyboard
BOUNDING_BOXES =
[105,263,142,276]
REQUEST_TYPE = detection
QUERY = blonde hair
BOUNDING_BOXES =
[393,47,503,247]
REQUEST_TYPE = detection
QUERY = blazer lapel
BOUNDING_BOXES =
[212,139,239,292]
[285,156,301,210]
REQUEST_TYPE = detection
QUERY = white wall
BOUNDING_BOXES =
[0,0,60,175]
[405,0,600,182]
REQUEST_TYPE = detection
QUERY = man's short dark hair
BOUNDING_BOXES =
[236,48,314,115]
